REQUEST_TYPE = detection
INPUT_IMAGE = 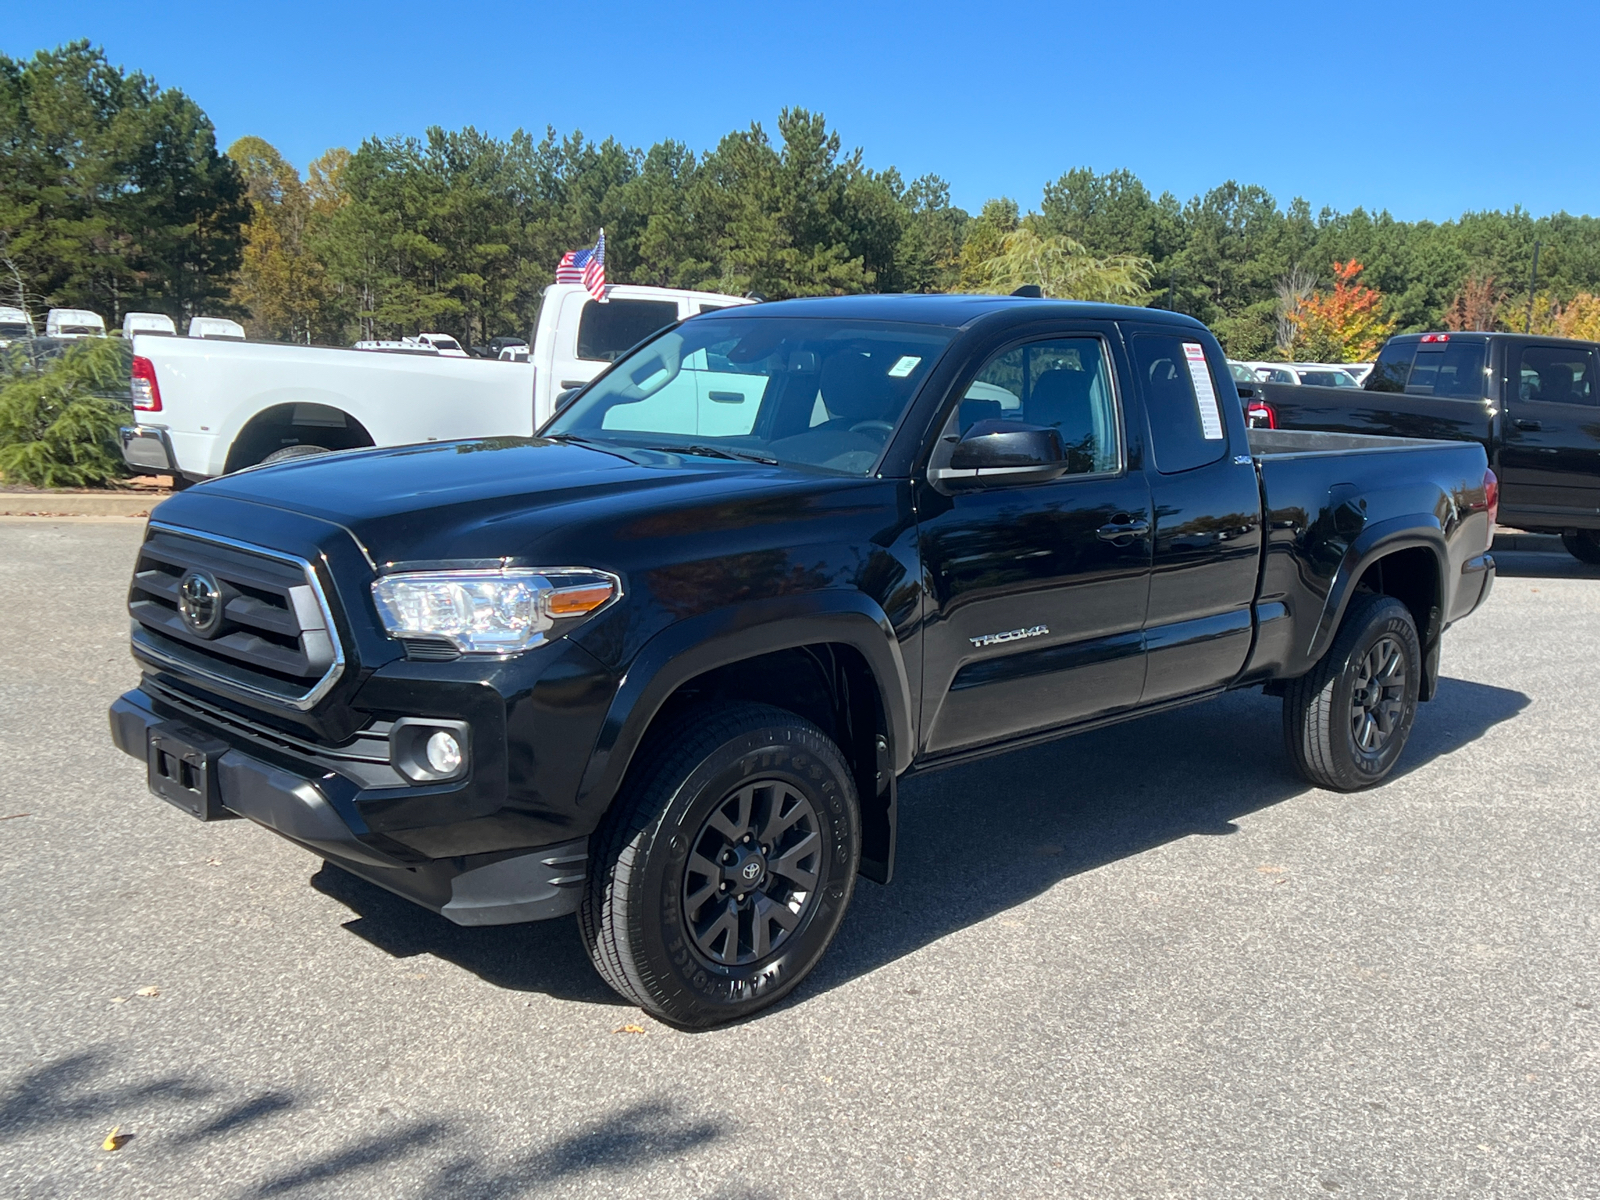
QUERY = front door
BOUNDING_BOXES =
[1498,341,1600,526]
[916,330,1153,756]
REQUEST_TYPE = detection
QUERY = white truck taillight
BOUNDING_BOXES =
[131,355,162,412]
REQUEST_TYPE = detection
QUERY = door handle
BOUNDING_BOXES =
[1097,518,1150,542]
[1515,419,1542,431]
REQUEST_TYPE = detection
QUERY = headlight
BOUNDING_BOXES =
[371,567,620,654]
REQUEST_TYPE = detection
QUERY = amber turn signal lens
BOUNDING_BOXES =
[548,583,614,616]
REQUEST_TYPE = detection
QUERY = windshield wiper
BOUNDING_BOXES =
[643,443,779,465]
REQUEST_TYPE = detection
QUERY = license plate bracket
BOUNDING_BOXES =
[147,723,233,821]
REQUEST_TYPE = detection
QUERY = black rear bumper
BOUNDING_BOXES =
[110,689,587,925]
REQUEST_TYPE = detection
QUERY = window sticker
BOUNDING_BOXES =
[1182,342,1226,440]
[887,355,921,378]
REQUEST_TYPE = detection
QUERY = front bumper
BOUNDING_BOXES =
[109,688,588,925]
[120,425,177,473]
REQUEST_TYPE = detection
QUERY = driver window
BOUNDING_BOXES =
[952,337,1120,476]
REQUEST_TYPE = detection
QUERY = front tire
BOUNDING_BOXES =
[1283,593,1421,792]
[1561,531,1600,564]
[580,703,860,1028]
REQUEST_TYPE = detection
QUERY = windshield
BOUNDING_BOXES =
[0,323,30,338]
[546,317,954,476]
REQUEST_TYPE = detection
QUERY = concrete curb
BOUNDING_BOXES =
[0,492,163,517]
[1492,531,1563,553]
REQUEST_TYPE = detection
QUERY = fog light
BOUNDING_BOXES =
[425,730,462,774]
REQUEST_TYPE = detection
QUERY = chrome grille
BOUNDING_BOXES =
[128,523,345,710]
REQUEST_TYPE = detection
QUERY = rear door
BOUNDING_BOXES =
[1499,340,1600,524]
[1123,327,1264,702]
[915,323,1153,755]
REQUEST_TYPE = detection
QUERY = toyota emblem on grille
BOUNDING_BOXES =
[177,570,223,637]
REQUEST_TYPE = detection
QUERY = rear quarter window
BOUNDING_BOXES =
[1130,333,1228,474]
[577,299,680,362]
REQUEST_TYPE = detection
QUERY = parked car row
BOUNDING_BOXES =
[0,306,245,346]
[1229,359,1373,388]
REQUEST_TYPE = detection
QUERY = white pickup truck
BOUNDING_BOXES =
[121,283,750,482]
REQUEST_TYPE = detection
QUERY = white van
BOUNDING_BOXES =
[188,316,246,340]
[45,308,106,339]
[0,306,35,345]
[123,312,177,338]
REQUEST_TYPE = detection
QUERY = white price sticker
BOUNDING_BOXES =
[887,355,921,378]
[1182,342,1225,440]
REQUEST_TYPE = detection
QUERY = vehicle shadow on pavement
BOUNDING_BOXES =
[302,676,1525,1015]
[308,867,626,1006]
[806,676,1529,1001]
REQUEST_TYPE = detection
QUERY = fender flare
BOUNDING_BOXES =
[1306,512,1449,667]
[574,592,916,814]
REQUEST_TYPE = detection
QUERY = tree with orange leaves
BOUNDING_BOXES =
[1292,260,1398,363]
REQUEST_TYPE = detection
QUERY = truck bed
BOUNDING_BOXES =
[1247,427,1463,458]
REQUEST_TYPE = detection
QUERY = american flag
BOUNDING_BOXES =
[556,229,607,302]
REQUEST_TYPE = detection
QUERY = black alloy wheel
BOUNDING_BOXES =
[1283,592,1422,792]
[580,703,860,1028]
[1349,635,1408,755]
[681,780,822,967]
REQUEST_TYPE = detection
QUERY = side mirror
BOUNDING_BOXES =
[931,420,1068,489]
[554,387,582,413]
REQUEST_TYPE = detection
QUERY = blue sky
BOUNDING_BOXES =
[6,0,1596,222]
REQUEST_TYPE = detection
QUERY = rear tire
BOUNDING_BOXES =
[258,443,332,467]
[1283,593,1421,792]
[1561,531,1600,564]
[579,703,860,1028]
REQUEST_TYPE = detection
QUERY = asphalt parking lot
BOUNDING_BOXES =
[1,518,1596,1199]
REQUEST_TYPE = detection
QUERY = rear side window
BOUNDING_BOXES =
[1407,341,1486,398]
[1514,344,1599,406]
[576,299,680,362]
[1367,338,1486,397]
[1130,333,1227,474]
[1366,340,1416,391]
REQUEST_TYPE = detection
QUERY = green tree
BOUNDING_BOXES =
[0,41,245,324]
[0,337,130,486]
[229,137,330,342]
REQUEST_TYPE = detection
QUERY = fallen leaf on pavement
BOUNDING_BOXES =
[134,986,160,998]
[1257,865,1286,874]
[102,1126,126,1152]
[0,813,29,821]
[614,1024,647,1035]
[110,997,127,1004]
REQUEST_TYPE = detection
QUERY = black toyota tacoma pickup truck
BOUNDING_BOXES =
[1245,331,1600,561]
[109,295,1497,1027]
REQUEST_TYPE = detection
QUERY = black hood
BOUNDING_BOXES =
[169,437,857,567]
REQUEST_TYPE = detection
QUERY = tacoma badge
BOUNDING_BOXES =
[969,624,1049,648]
